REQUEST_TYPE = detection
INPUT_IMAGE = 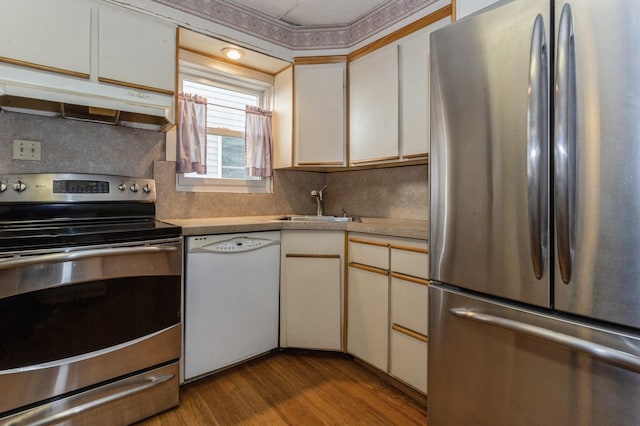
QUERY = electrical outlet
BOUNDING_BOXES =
[13,139,41,161]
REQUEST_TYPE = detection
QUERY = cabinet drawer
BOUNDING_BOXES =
[390,243,429,279]
[348,236,389,270]
[391,274,429,336]
[282,230,345,254]
[390,327,428,394]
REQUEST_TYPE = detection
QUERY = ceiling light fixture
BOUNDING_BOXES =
[222,47,245,60]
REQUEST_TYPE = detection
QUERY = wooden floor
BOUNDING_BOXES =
[136,350,427,425]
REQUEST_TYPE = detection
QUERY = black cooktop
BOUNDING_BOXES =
[0,203,181,252]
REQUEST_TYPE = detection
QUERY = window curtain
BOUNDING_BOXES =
[244,106,273,177]
[176,93,207,174]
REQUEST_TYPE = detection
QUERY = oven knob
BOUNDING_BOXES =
[13,180,26,192]
[118,183,127,192]
[0,182,6,193]
[142,184,152,193]
[130,182,140,192]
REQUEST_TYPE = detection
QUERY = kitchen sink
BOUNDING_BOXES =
[278,215,354,222]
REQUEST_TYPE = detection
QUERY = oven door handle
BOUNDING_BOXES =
[11,373,175,426]
[0,244,179,270]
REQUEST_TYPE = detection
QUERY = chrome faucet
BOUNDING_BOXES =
[311,185,328,216]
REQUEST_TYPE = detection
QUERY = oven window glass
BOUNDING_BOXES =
[0,276,180,370]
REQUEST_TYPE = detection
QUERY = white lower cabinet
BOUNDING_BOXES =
[284,256,342,350]
[280,230,344,351]
[347,264,389,371]
[390,274,429,393]
[390,328,428,393]
[347,233,429,394]
[391,274,429,336]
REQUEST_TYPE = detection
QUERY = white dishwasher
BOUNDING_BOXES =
[184,231,280,381]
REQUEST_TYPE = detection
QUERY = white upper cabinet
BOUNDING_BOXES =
[0,0,91,77]
[294,61,346,167]
[399,28,429,159]
[399,18,449,159]
[273,66,294,169]
[349,11,451,166]
[0,0,176,96]
[98,4,176,94]
[349,43,400,165]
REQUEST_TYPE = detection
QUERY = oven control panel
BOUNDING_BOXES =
[0,173,156,203]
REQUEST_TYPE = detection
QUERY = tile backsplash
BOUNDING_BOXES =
[0,111,163,177]
[155,161,428,221]
[1,112,428,221]
[153,160,326,219]
[325,165,428,220]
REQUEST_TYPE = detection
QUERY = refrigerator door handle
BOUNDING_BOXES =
[450,308,640,374]
[527,14,549,280]
[554,3,577,284]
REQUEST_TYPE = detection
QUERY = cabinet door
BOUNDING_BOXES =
[349,43,399,164]
[280,230,345,350]
[273,66,293,169]
[399,28,429,158]
[98,5,175,94]
[347,264,389,371]
[284,256,342,350]
[295,62,346,166]
[399,19,450,159]
[0,0,91,77]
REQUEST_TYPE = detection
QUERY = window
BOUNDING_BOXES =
[177,52,273,193]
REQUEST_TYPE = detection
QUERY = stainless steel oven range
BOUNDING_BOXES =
[0,173,182,425]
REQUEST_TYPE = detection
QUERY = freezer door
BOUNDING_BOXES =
[553,0,640,329]
[428,285,640,426]
[430,0,550,307]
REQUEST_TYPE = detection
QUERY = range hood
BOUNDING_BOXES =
[0,63,174,131]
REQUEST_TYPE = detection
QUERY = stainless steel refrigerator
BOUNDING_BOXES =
[428,0,640,424]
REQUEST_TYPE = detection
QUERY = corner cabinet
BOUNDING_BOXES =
[347,233,429,395]
[280,230,344,351]
[348,13,451,166]
[294,59,347,167]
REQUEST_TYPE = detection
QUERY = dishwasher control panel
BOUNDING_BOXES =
[188,233,280,254]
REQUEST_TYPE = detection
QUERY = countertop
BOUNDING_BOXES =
[162,215,428,240]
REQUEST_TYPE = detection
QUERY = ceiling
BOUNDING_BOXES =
[152,0,440,51]
[225,0,391,26]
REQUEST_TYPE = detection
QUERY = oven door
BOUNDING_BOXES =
[0,238,183,418]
